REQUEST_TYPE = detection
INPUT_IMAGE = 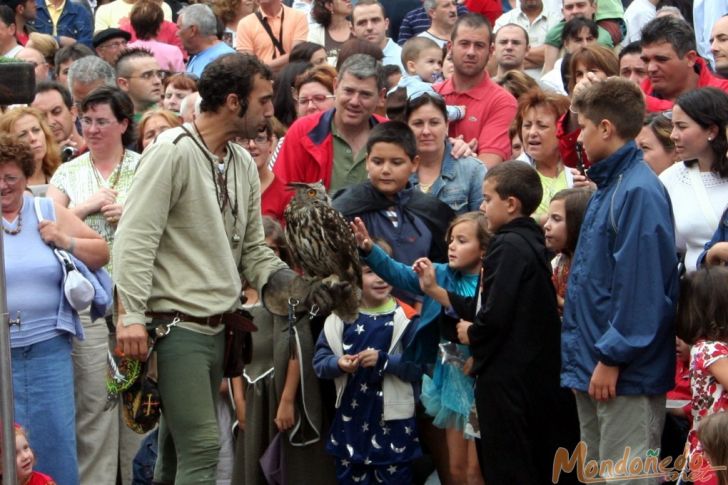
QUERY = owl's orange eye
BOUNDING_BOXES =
[307,189,317,197]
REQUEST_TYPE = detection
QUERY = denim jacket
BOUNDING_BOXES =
[31,0,93,48]
[409,141,485,215]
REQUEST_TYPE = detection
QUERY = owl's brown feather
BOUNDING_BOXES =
[284,182,362,321]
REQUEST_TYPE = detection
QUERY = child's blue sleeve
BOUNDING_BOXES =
[364,245,423,295]
[313,331,344,380]
[696,208,728,269]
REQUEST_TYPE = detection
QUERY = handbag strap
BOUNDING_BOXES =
[34,197,76,272]
[33,197,46,223]
[687,164,720,229]
[255,9,286,58]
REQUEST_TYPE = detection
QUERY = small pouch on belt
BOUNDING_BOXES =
[223,309,256,378]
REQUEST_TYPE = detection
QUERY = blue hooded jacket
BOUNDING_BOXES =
[561,141,679,395]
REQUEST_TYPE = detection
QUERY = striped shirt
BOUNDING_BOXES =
[397,4,469,45]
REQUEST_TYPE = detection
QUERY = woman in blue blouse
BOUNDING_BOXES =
[1,134,108,484]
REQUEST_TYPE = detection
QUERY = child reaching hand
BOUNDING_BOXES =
[313,263,423,484]
[677,267,728,484]
[353,212,490,485]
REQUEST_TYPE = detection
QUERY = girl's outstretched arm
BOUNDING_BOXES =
[413,257,451,308]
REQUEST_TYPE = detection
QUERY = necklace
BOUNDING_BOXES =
[90,152,124,190]
[3,210,22,235]
[191,123,242,245]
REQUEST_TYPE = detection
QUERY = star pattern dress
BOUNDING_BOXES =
[326,311,422,469]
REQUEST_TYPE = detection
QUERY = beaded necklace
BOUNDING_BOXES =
[2,210,21,235]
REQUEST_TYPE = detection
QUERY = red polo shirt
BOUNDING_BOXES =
[435,73,517,161]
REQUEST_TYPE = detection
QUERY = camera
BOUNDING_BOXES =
[61,145,77,162]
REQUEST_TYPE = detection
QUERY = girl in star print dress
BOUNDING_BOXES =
[313,264,423,485]
[676,267,728,484]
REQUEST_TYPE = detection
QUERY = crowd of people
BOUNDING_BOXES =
[2,0,728,483]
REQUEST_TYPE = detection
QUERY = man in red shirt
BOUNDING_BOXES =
[435,13,517,168]
[640,16,728,112]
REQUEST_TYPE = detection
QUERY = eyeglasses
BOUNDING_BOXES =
[99,40,127,50]
[0,175,21,186]
[127,70,168,81]
[294,94,335,106]
[80,117,116,129]
[240,134,270,145]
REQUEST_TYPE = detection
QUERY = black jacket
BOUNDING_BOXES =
[333,181,455,264]
[450,217,561,380]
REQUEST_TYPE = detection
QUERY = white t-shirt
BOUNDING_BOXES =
[622,0,656,46]
[659,162,728,271]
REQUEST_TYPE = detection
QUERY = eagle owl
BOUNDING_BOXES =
[284,182,362,322]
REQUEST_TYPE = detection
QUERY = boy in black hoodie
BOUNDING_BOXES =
[453,161,577,484]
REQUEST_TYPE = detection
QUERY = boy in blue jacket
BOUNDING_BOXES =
[562,77,679,484]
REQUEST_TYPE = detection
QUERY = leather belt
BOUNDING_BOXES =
[145,311,257,332]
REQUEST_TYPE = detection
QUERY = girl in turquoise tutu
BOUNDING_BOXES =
[353,212,489,485]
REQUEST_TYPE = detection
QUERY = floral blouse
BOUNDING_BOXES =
[688,340,728,456]
[49,150,140,274]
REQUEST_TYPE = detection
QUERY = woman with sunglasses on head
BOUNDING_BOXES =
[405,93,485,215]
[45,86,142,484]
[659,87,728,272]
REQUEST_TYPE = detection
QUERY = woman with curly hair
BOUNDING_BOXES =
[1,132,108,485]
[308,0,352,65]
[0,107,62,194]
[516,89,578,222]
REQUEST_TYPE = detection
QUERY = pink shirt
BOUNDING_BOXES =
[435,73,517,161]
[128,39,185,73]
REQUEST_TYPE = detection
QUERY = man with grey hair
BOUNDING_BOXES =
[416,0,457,48]
[274,53,387,193]
[177,3,234,77]
[67,55,115,107]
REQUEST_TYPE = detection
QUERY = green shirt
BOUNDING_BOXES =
[330,120,368,193]
[534,168,569,222]
[544,21,614,48]
[113,124,287,331]
[49,149,140,275]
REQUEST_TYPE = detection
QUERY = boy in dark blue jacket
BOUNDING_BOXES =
[333,121,454,306]
[562,77,679,484]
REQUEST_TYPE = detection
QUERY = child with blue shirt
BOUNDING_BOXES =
[313,263,422,484]
[385,37,465,122]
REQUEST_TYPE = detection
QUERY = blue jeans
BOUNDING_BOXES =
[12,334,78,485]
